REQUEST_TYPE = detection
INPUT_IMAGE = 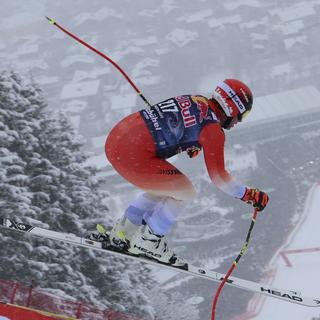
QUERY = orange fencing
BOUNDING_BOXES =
[0,302,60,319]
[0,279,141,320]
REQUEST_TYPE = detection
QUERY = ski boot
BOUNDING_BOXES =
[87,224,111,243]
[128,224,187,268]
[107,216,140,251]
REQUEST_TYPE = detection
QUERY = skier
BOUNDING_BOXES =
[105,79,269,266]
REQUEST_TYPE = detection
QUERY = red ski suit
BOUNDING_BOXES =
[105,97,245,201]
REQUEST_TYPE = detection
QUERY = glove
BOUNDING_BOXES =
[241,188,269,211]
[187,146,201,158]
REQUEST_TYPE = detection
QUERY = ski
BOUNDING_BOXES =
[1,217,319,307]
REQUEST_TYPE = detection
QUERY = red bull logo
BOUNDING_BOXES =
[176,95,196,128]
[197,101,209,123]
[192,96,211,123]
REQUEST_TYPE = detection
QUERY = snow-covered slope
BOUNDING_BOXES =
[1,1,320,319]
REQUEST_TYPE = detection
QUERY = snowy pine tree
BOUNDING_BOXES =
[0,71,155,318]
[149,288,199,320]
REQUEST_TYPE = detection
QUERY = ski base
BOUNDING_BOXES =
[0,218,319,307]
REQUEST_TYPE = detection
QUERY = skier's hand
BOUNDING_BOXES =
[187,146,201,158]
[241,188,269,211]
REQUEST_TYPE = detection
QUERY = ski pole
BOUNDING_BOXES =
[45,16,152,108]
[211,208,259,320]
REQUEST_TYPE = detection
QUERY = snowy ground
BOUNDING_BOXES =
[2,1,320,319]
[239,183,320,320]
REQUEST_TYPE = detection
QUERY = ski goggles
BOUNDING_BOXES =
[237,109,251,122]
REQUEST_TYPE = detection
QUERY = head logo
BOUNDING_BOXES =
[233,95,246,113]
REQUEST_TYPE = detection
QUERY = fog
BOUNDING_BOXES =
[1,1,320,319]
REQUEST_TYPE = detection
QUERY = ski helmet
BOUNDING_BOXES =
[212,79,253,128]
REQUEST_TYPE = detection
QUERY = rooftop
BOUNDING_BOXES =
[245,85,320,127]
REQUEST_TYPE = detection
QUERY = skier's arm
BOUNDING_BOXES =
[199,123,269,210]
[198,123,246,199]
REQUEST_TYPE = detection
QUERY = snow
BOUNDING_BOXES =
[61,99,88,113]
[60,80,100,99]
[274,20,305,35]
[2,1,320,319]
[151,266,178,284]
[138,9,159,18]
[224,0,261,11]
[96,170,116,179]
[132,36,158,47]
[72,67,111,82]
[136,76,161,87]
[165,29,198,47]
[244,86,320,127]
[111,46,145,61]
[226,150,257,172]
[15,43,39,56]
[175,219,233,243]
[132,58,160,78]
[69,115,81,129]
[250,33,268,41]
[186,296,205,305]
[110,93,137,110]
[10,59,49,72]
[155,47,171,55]
[241,17,268,29]
[161,0,178,13]
[131,58,161,86]
[208,15,242,28]
[74,7,123,25]
[177,10,213,23]
[91,135,106,149]
[139,0,177,15]
[284,35,307,49]
[1,12,42,29]
[114,182,133,190]
[162,275,194,290]
[37,76,59,85]
[269,2,316,22]
[270,62,292,77]
[60,55,95,68]
[243,184,320,319]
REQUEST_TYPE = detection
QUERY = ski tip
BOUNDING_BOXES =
[45,16,56,25]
